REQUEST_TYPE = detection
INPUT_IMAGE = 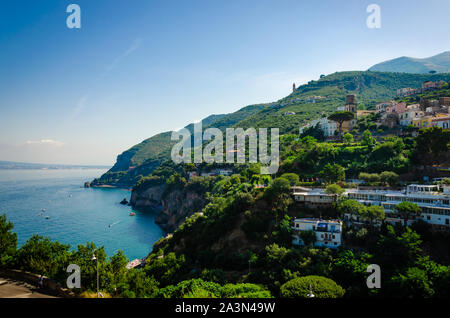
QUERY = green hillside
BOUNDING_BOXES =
[235,71,450,134]
[93,71,450,187]
[92,105,266,187]
[369,51,450,73]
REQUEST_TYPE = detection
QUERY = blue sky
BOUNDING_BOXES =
[0,0,449,165]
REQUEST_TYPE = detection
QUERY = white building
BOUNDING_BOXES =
[399,109,425,126]
[293,187,336,209]
[292,185,450,228]
[292,218,343,248]
[299,117,337,137]
[346,184,450,228]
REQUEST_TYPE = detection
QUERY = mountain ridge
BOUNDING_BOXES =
[369,51,450,73]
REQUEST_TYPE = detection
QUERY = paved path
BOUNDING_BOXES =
[0,277,57,298]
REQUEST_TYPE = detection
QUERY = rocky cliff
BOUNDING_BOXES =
[130,183,209,232]
[130,183,166,210]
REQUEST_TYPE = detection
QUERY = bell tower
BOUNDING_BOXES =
[345,94,357,114]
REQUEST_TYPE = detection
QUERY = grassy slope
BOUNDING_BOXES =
[95,71,450,185]
[235,71,450,134]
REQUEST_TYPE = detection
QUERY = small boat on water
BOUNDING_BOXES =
[45,216,50,219]
[42,208,46,212]
[129,212,135,216]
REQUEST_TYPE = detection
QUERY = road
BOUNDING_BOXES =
[0,277,57,298]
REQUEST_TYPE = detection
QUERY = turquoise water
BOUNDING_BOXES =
[0,169,165,260]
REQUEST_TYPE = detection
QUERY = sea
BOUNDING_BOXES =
[0,169,165,261]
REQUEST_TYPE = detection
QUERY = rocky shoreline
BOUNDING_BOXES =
[129,183,208,232]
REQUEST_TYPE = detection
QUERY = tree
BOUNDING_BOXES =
[395,202,421,227]
[361,129,376,148]
[280,276,345,298]
[374,226,422,271]
[298,230,316,247]
[300,124,325,141]
[388,267,434,298]
[267,178,291,197]
[364,205,385,226]
[331,250,371,297]
[380,171,399,186]
[320,164,345,183]
[328,111,355,138]
[415,127,450,164]
[280,173,299,186]
[325,184,344,196]
[337,200,366,225]
[0,214,17,269]
[359,172,380,184]
[343,132,354,144]
[17,235,71,278]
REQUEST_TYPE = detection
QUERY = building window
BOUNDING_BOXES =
[446,219,449,225]
[332,235,335,239]
[334,242,337,245]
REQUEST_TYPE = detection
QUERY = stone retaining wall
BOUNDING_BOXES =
[0,269,76,298]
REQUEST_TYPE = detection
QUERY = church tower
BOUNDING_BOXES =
[293,83,296,92]
[345,94,357,115]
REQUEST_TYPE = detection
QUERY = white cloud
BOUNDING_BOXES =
[25,139,65,147]
[72,94,89,118]
[106,38,143,72]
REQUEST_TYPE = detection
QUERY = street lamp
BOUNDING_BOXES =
[307,284,315,298]
[91,253,99,298]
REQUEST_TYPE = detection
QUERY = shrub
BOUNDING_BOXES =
[280,276,345,298]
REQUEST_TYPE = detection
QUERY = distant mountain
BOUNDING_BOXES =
[0,161,110,170]
[368,51,450,74]
[93,71,450,187]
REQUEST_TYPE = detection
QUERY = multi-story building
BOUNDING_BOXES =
[386,102,406,114]
[292,218,343,248]
[346,185,450,228]
[397,87,420,97]
[422,80,444,91]
[432,116,450,129]
[399,105,424,127]
[292,185,450,229]
[376,101,396,114]
[412,116,434,129]
[440,97,450,107]
[381,112,399,128]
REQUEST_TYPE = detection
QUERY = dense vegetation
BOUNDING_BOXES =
[93,72,450,187]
